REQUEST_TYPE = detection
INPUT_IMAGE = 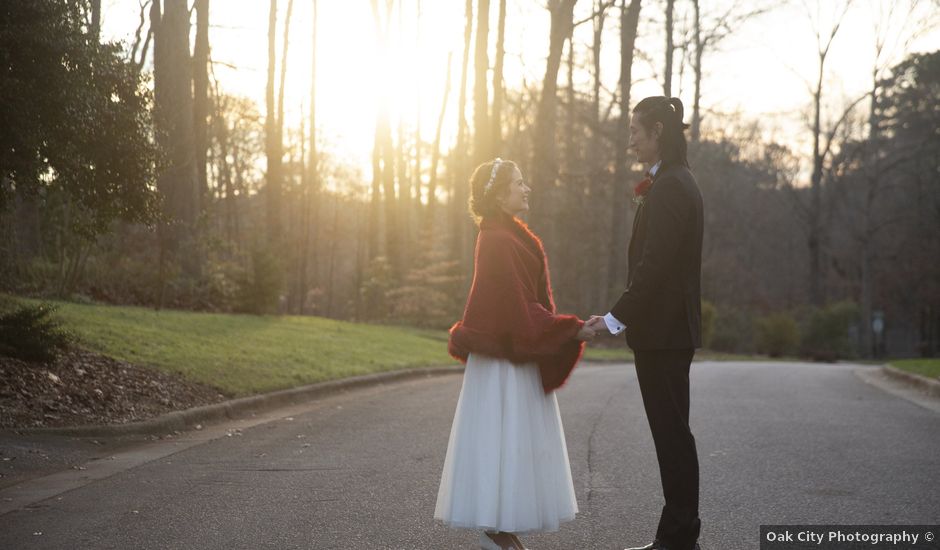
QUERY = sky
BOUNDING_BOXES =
[101,0,940,188]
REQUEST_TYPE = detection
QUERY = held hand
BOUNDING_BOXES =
[585,315,608,334]
[576,324,597,342]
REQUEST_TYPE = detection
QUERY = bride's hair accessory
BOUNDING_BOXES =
[484,158,503,193]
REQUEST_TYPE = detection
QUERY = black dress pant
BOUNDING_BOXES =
[634,348,700,550]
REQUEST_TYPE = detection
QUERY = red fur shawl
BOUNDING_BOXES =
[448,211,585,393]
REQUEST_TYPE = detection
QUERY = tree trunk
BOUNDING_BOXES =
[592,0,605,139]
[860,66,881,357]
[564,29,576,172]
[590,0,607,310]
[212,90,235,243]
[277,0,295,147]
[370,126,382,260]
[607,0,640,295]
[397,117,410,266]
[90,0,102,40]
[397,0,412,265]
[326,194,339,318]
[807,1,851,307]
[153,0,201,289]
[194,0,210,213]
[232,130,243,245]
[130,0,153,74]
[450,0,473,266]
[414,0,424,216]
[381,113,399,274]
[367,4,384,262]
[293,115,307,314]
[371,0,400,273]
[427,52,453,232]
[809,52,824,306]
[690,0,702,142]
[664,0,675,96]
[301,0,320,309]
[473,0,491,164]
[491,0,507,157]
[265,0,283,246]
[530,0,578,248]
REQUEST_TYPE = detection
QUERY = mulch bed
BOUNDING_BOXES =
[0,347,228,429]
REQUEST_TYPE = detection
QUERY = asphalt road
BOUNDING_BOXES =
[1,361,938,549]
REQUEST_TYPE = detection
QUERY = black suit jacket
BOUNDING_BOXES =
[610,163,703,351]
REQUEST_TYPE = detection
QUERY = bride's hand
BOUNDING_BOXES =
[576,325,597,342]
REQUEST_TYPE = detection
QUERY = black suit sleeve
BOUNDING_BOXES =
[610,175,690,327]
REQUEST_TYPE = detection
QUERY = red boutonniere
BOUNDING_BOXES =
[633,176,653,206]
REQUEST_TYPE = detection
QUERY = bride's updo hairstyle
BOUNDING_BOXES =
[633,96,691,169]
[468,158,518,225]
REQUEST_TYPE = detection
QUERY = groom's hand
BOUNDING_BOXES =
[586,315,610,335]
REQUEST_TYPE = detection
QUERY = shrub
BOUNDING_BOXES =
[234,246,284,315]
[710,307,755,353]
[386,257,466,329]
[359,256,395,321]
[754,313,800,357]
[799,301,860,361]
[0,302,74,362]
[701,300,716,349]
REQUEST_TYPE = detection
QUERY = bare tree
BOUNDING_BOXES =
[688,0,772,142]
[664,0,675,95]
[298,0,319,314]
[193,0,210,211]
[564,26,576,172]
[450,0,473,266]
[491,0,507,157]
[129,1,154,75]
[591,0,607,141]
[690,0,703,141]
[152,0,201,299]
[265,0,282,245]
[371,0,401,273]
[427,52,453,232]
[414,0,424,215]
[531,0,578,248]
[473,0,491,164]
[608,0,641,294]
[854,0,936,354]
[90,0,102,39]
[806,0,854,306]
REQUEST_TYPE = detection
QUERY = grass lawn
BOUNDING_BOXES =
[6,294,454,396]
[890,358,940,380]
[582,346,634,362]
[3,293,803,397]
[581,347,788,363]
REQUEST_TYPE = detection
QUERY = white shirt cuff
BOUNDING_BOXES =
[603,313,626,335]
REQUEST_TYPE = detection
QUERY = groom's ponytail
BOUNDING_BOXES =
[633,96,690,169]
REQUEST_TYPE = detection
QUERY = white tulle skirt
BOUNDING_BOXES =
[434,353,579,534]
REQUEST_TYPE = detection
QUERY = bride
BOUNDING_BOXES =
[434,158,596,549]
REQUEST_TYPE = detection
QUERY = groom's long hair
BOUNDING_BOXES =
[634,96,691,170]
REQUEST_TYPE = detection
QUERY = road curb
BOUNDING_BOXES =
[12,365,464,438]
[881,365,940,399]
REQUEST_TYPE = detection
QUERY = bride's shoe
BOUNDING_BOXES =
[479,532,530,550]
[508,533,530,549]
[480,532,505,550]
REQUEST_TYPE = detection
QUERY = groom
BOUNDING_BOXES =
[587,96,704,550]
